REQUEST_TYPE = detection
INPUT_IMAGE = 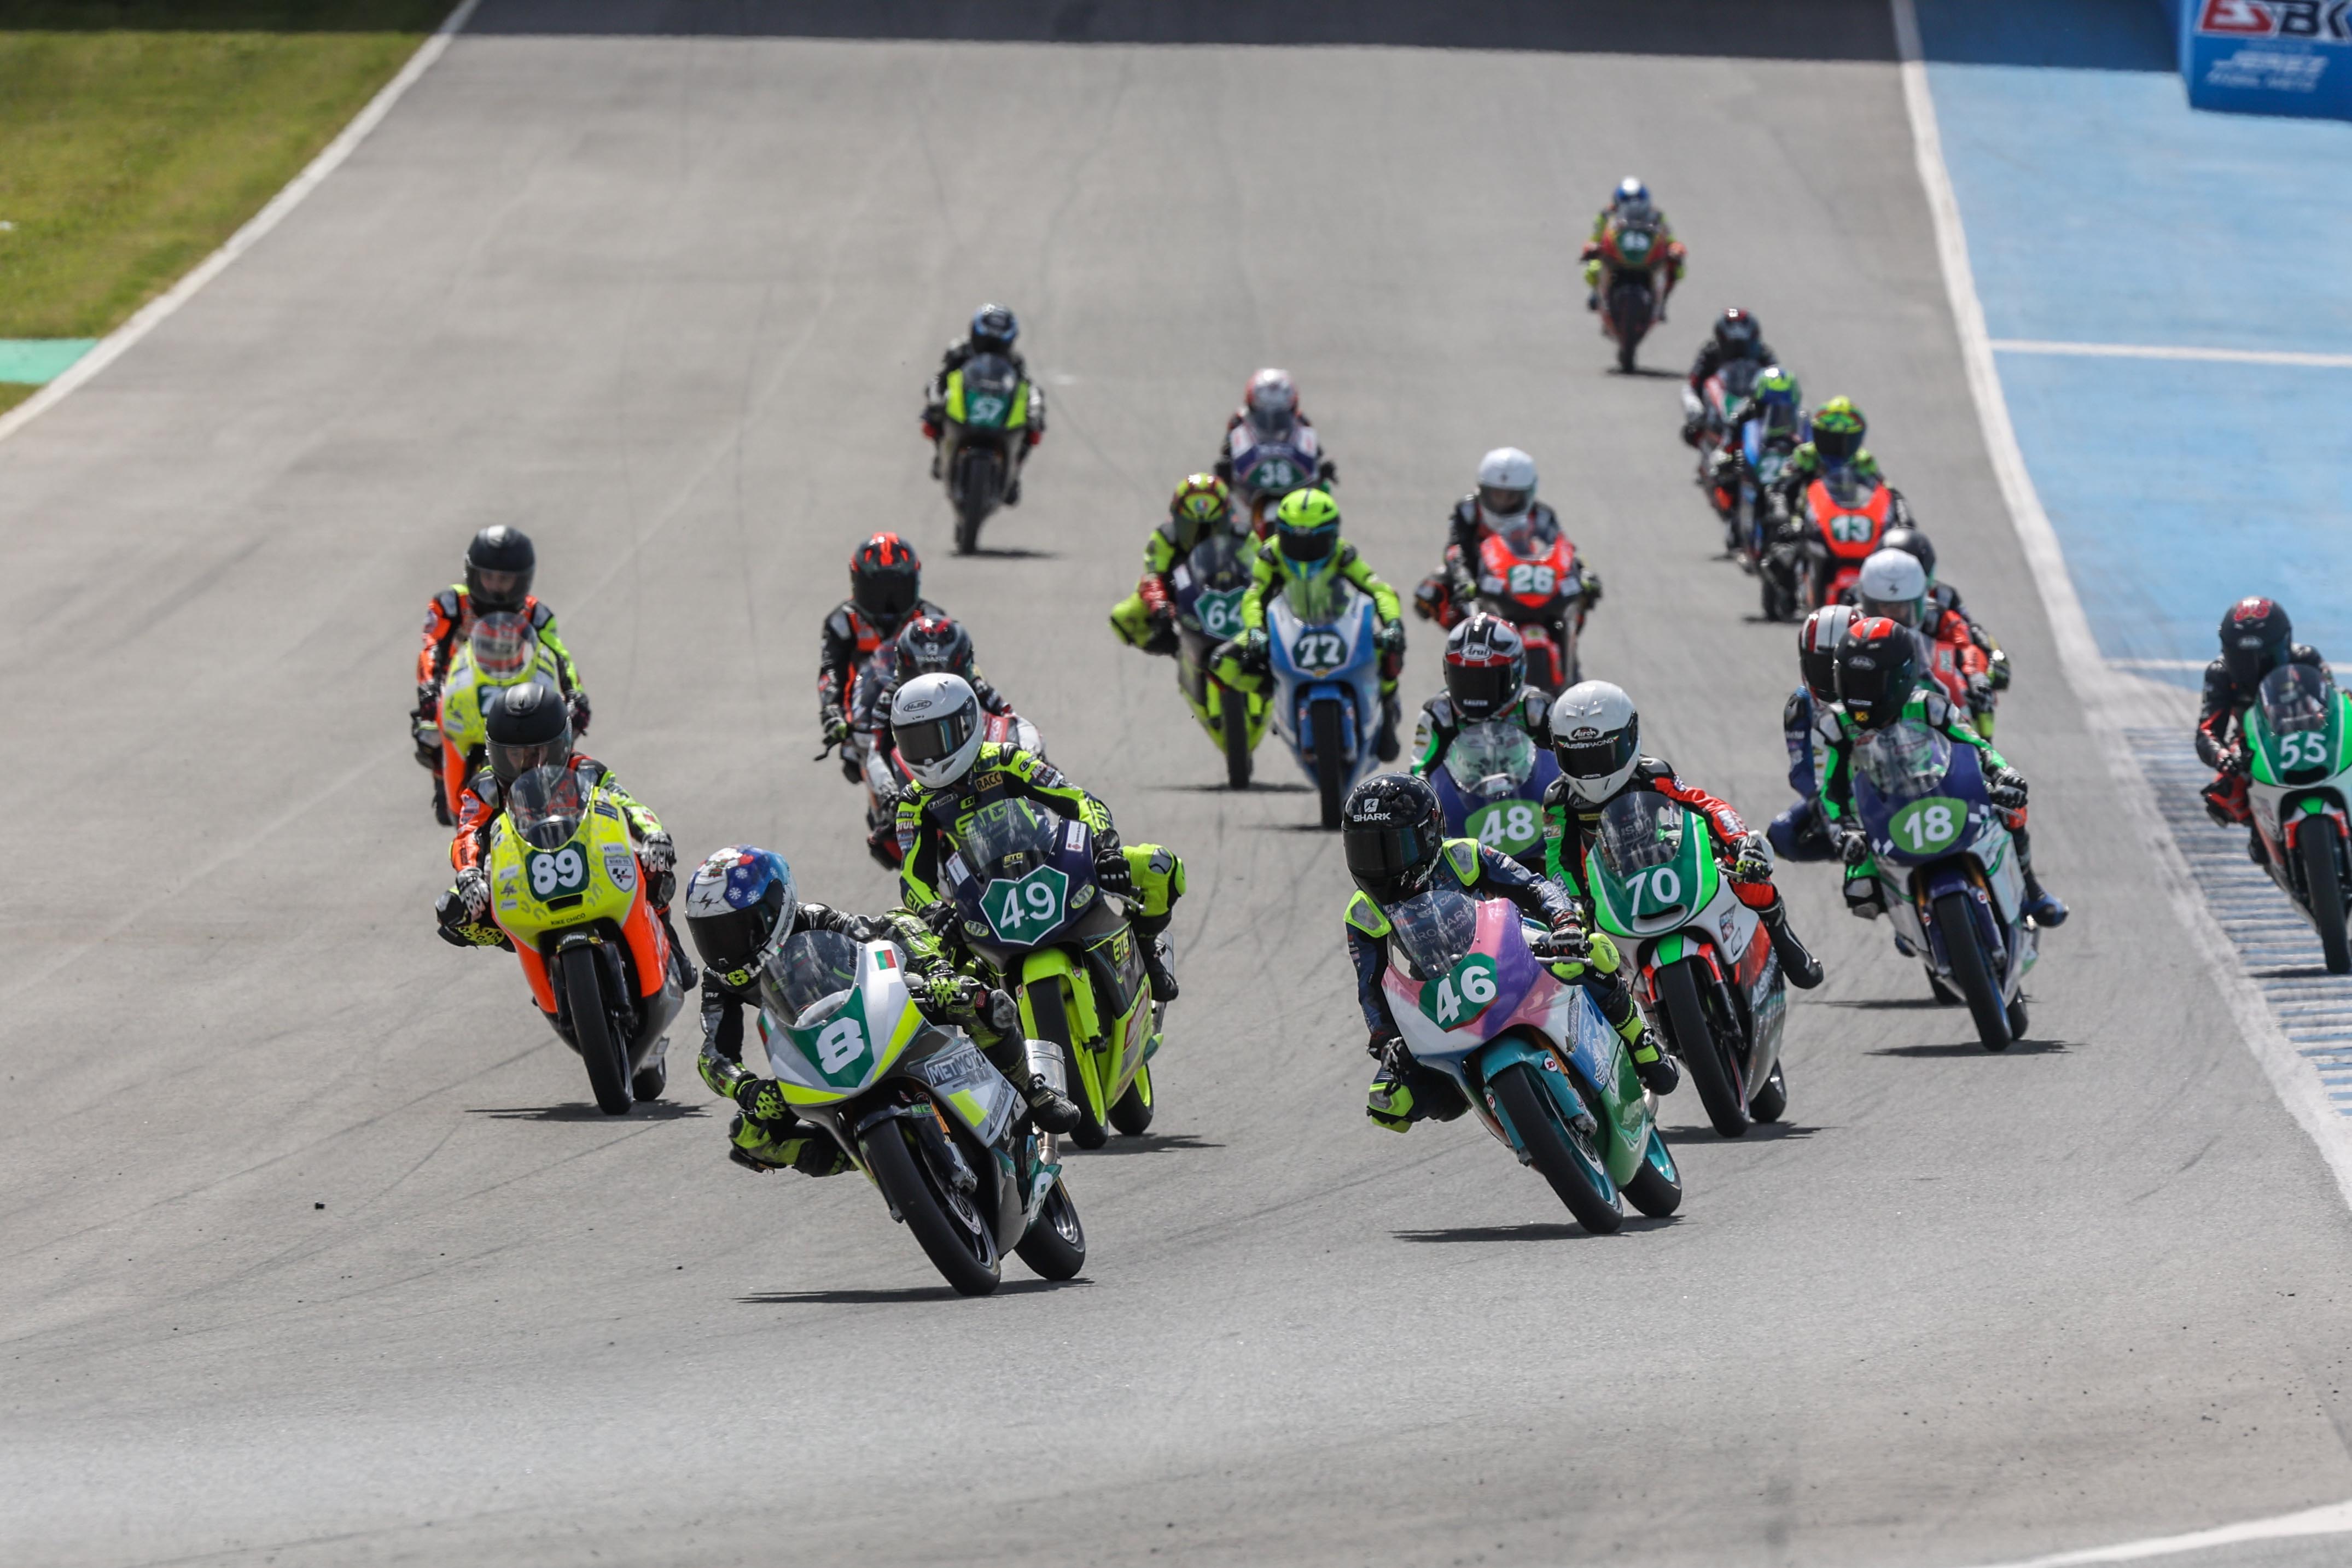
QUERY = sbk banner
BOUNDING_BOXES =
[2181,0,2352,118]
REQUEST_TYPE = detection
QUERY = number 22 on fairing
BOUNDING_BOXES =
[1293,630,1347,671]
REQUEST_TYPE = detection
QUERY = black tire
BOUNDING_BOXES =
[860,1115,1000,1296]
[2005,995,2030,1039]
[1622,1130,1684,1218]
[1027,981,1107,1150]
[630,1053,666,1105]
[1656,959,1750,1138]
[1933,889,2013,1051]
[562,944,633,1116]
[1311,697,1346,831]
[2297,818,2352,974]
[953,449,1000,555]
[1219,683,1253,790]
[1928,970,1963,1006]
[1616,337,1637,374]
[1487,1062,1621,1234]
[1749,1058,1788,1123]
[1013,1176,1087,1280]
[1109,1062,1154,1136]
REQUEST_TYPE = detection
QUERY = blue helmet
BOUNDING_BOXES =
[1612,177,1652,220]
[970,303,1019,354]
[682,846,796,981]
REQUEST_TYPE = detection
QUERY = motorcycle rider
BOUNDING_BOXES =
[431,610,577,823]
[1868,525,2010,720]
[1108,473,1247,656]
[1768,605,1856,864]
[412,527,588,825]
[1540,680,1827,990]
[1823,617,2068,926]
[1581,177,1686,312]
[1222,487,1408,762]
[1213,369,1337,498]
[434,684,697,1085]
[680,846,1080,1168]
[818,533,946,778]
[1769,396,1913,522]
[921,304,1044,504]
[1849,548,1996,736]
[2198,597,2330,860]
[1410,614,1553,778]
[1679,307,1777,446]
[851,612,1021,868]
[1412,447,1602,641]
[889,673,1186,1004]
[1343,773,1678,1133]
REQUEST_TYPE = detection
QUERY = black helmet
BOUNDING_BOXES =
[849,532,923,629]
[2220,596,2293,689]
[1835,616,1920,731]
[1879,526,1936,581]
[465,527,535,614]
[1443,613,1527,724]
[1714,307,1762,357]
[682,847,797,983]
[892,613,977,683]
[1343,774,1447,907]
[970,303,1020,355]
[484,679,573,783]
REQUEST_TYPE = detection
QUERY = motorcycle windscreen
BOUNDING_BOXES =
[1445,721,1538,800]
[760,928,863,1030]
[1281,564,1351,626]
[2260,663,2341,784]
[1388,885,1481,982]
[507,764,588,851]
[1591,789,1685,882]
[956,354,1022,429]
[1852,719,1953,803]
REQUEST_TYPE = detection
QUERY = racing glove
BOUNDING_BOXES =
[1235,629,1270,674]
[1094,846,1134,895]
[1730,831,1774,883]
[445,867,490,924]
[641,831,677,906]
[985,987,1022,1037]
[822,712,852,747]
[568,690,593,736]
[1544,911,1591,964]
[919,898,964,940]
[1837,827,1872,867]
[1138,575,1175,623]
[1317,458,1339,487]
[1374,621,1407,659]
[1986,770,2029,811]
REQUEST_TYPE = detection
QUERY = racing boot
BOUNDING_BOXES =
[1366,1067,1417,1132]
[1140,932,1179,1002]
[2014,830,2069,928]
[1022,1075,1080,1134]
[1756,894,1825,989]
[1619,1017,1679,1095]
[727,1113,851,1176]
[1375,695,1402,763]
[2249,829,2268,867]
[431,776,451,827]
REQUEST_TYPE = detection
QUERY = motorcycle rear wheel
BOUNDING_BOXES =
[953,449,1001,555]
[1622,1129,1683,1218]
[1932,889,2013,1050]
[2297,818,2352,974]
[1028,981,1107,1150]
[1014,1176,1087,1280]
[862,1114,1002,1296]
[1488,1062,1621,1234]
[1219,684,1253,790]
[1311,697,1346,831]
[1109,1062,1154,1136]
[562,944,633,1116]
[1657,959,1750,1138]
[1748,1058,1788,1123]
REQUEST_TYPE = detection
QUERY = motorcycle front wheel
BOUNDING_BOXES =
[953,448,1002,555]
[1028,980,1107,1150]
[1488,1062,1621,1234]
[862,1112,1002,1296]
[1621,1129,1684,1218]
[1932,889,2013,1051]
[1311,696,1346,831]
[2297,817,2352,974]
[1218,682,1253,790]
[1656,958,1750,1137]
[1014,1176,1087,1280]
[561,943,633,1116]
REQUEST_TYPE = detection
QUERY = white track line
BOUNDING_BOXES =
[1891,0,2352,1206]
[1991,338,2352,369]
[0,0,480,450]
[1960,1497,2352,1567]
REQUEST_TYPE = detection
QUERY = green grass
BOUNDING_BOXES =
[0,1,451,345]
[0,383,38,415]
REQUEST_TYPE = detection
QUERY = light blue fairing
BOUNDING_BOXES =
[1266,587,1383,793]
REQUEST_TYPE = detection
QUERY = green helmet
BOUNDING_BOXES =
[1755,364,1803,439]
[1273,487,1341,564]
[1169,472,1230,526]
[1812,395,1866,463]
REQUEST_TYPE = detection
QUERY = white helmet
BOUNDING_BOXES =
[1548,680,1641,806]
[1857,548,1928,628]
[1476,447,1538,529]
[890,672,983,789]
[1244,368,1299,435]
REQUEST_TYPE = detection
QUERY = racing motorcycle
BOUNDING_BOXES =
[2242,663,2352,974]
[433,611,574,818]
[1428,720,1559,878]
[1795,467,1895,613]
[1226,431,1323,532]
[1382,884,1683,1233]
[944,800,1164,1150]
[1741,423,1806,621]
[1168,524,1269,790]
[1260,571,1387,830]
[483,766,684,1114]
[1468,520,1583,693]
[859,710,1045,870]
[1695,360,1764,538]
[938,352,1034,554]
[1582,790,1789,1138]
[1593,217,1670,373]
[756,926,1085,1296]
[1845,717,2037,1049]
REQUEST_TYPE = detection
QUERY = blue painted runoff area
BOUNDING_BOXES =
[1917,0,2352,682]
[0,340,98,386]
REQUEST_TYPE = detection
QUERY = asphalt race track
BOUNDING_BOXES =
[6,5,2352,1565]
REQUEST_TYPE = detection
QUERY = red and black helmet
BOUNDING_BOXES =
[850,533,923,628]
[1443,612,1527,723]
[1798,604,1856,704]
[2220,596,2292,689]
[892,613,976,683]
[1835,616,1920,731]
[1714,307,1761,357]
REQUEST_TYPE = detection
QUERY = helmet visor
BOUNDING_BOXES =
[1278,523,1337,563]
[686,903,774,978]
[1478,486,1530,518]
[1344,818,1437,902]
[1860,593,1919,627]
[1555,729,1638,782]
[470,567,528,610]
[894,706,976,770]
[1813,425,1861,463]
[490,735,570,784]
[854,573,919,622]
[1446,659,1518,720]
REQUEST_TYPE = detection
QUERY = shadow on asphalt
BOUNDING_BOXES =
[1821,996,1957,1011]
[963,547,1057,559]
[1069,1133,1225,1156]
[1659,1122,1824,1143]
[1607,364,1684,380]
[1867,1038,2071,1058]
[1395,1215,1679,1244]
[738,1278,1091,1305]
[467,1101,710,1122]
[1151,781,1312,795]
